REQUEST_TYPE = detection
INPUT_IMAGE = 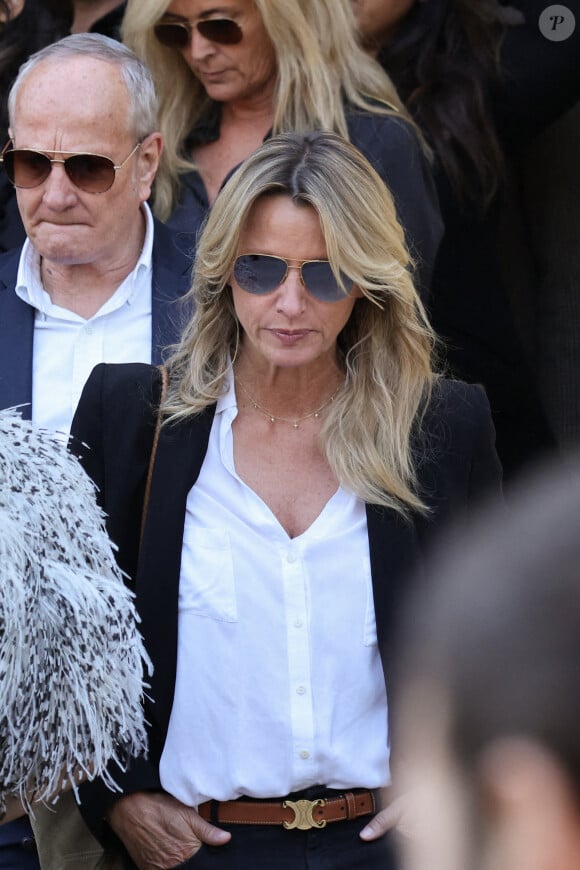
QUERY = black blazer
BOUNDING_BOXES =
[70,362,501,840]
[0,219,194,416]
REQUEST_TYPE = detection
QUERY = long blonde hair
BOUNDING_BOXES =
[122,0,411,222]
[164,132,437,514]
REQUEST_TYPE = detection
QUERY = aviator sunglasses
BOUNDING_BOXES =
[154,16,243,48]
[233,254,354,303]
[0,141,141,194]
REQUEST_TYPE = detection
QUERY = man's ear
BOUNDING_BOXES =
[136,132,163,202]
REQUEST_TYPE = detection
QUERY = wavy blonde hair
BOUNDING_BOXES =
[122,0,410,222]
[164,132,437,513]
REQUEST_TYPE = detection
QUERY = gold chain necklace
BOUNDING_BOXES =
[236,379,341,429]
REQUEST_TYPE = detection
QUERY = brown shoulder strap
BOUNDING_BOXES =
[139,365,169,551]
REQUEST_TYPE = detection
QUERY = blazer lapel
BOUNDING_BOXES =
[136,406,215,743]
[150,219,194,364]
[366,503,423,671]
[0,248,34,417]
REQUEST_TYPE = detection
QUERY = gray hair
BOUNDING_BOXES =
[8,33,158,141]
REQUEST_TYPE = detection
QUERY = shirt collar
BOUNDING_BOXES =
[216,364,238,416]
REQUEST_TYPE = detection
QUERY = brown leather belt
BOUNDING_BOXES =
[198,789,375,830]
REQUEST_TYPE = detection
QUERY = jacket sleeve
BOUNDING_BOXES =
[415,379,503,534]
[69,362,165,846]
[348,112,444,303]
[466,383,504,506]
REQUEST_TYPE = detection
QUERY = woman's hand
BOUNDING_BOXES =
[359,788,418,841]
[107,791,231,870]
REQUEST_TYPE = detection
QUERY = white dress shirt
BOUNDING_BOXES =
[15,204,155,437]
[160,373,390,807]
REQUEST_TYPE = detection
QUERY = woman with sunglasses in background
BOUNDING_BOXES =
[121,0,443,302]
[70,131,501,870]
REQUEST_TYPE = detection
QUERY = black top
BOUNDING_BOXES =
[381,0,580,477]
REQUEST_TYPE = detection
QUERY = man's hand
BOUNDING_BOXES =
[107,791,231,870]
[0,795,26,825]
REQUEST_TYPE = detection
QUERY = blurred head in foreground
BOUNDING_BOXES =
[395,459,580,870]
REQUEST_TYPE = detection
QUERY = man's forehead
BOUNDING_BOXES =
[15,56,127,106]
[12,57,130,135]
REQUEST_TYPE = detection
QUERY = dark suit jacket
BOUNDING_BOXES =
[0,219,194,416]
[69,362,502,842]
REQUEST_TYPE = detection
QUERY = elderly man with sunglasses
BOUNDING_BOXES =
[0,31,194,870]
[0,32,193,435]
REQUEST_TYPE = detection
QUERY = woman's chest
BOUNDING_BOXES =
[233,432,339,539]
[191,124,269,205]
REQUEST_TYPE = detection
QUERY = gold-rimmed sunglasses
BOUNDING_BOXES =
[154,16,243,48]
[0,141,142,194]
[233,254,354,303]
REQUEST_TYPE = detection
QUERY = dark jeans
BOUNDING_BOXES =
[0,819,39,870]
[125,819,397,870]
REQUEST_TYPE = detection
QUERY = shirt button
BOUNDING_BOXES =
[287,549,297,563]
[300,751,310,759]
[85,325,94,335]
[294,619,304,629]
[296,685,306,695]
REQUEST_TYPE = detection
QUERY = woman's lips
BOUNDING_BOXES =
[269,329,312,345]
[198,69,229,82]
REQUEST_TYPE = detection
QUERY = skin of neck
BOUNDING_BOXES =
[234,348,344,418]
[71,0,121,33]
[220,85,276,129]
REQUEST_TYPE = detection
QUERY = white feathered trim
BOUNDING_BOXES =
[0,409,151,817]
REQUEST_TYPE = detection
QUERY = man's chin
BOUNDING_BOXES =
[29,230,91,266]
[35,245,92,268]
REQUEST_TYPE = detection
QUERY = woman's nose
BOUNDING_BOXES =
[275,266,307,315]
[187,26,218,62]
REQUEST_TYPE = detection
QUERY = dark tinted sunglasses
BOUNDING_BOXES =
[233,254,354,303]
[0,141,141,194]
[154,17,243,48]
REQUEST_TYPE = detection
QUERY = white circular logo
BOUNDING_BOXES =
[539,5,576,40]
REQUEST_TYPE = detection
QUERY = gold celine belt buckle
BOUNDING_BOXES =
[282,798,327,830]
